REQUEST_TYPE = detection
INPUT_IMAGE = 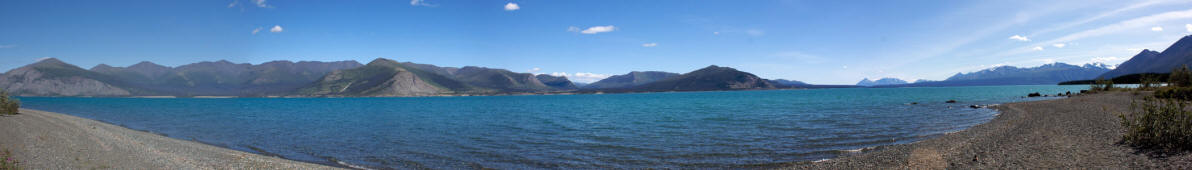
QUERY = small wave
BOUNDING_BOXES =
[336,160,375,170]
[813,159,831,163]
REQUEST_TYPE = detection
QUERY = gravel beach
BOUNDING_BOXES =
[0,109,341,169]
[781,91,1192,169]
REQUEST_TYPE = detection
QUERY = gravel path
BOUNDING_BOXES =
[0,109,341,169]
[780,91,1192,169]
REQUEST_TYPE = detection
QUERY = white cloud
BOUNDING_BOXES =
[1187,24,1192,32]
[251,27,262,35]
[410,0,435,6]
[504,3,519,11]
[270,25,283,33]
[641,43,657,47]
[842,65,848,69]
[1052,43,1066,48]
[547,72,611,83]
[251,0,270,8]
[227,0,239,8]
[1008,35,1030,41]
[35,57,51,61]
[528,67,541,72]
[1091,56,1126,63]
[1032,46,1044,51]
[713,32,720,35]
[569,25,616,34]
[1152,26,1164,31]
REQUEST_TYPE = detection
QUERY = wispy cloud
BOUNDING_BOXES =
[251,0,271,8]
[745,29,765,36]
[410,0,435,7]
[1052,43,1066,48]
[1008,35,1031,41]
[270,25,283,33]
[548,72,611,83]
[1032,46,1044,51]
[0,45,15,49]
[527,67,541,72]
[251,27,262,35]
[1152,26,1164,31]
[641,43,657,47]
[504,3,519,11]
[1045,9,1192,45]
[569,25,616,34]
[227,0,239,8]
[1187,24,1192,32]
[1027,0,1176,37]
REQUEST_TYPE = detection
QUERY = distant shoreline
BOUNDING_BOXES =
[775,92,1191,169]
[0,109,341,169]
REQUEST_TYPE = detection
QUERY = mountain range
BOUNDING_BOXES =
[0,58,800,97]
[879,63,1112,87]
[1098,35,1192,79]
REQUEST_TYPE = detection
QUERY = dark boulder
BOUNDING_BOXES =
[1027,92,1041,97]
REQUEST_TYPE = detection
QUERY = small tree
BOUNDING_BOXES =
[1141,74,1161,90]
[1169,65,1192,87]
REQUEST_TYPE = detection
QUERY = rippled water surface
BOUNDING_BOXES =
[20,85,1088,168]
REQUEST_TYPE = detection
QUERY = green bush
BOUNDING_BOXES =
[0,91,17,115]
[1121,97,1192,152]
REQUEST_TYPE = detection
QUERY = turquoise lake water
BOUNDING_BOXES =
[19,85,1089,169]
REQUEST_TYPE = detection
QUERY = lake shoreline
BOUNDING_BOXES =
[0,108,342,169]
[776,91,1192,169]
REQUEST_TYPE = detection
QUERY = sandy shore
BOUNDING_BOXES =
[0,109,341,169]
[779,91,1192,169]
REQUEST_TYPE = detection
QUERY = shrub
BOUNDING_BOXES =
[1155,87,1192,100]
[1121,97,1192,152]
[0,91,17,115]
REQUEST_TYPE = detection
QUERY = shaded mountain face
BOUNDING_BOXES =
[85,60,362,96]
[0,58,132,96]
[296,59,458,96]
[900,62,1111,87]
[535,74,578,90]
[627,65,777,92]
[1097,35,1192,79]
[856,78,908,86]
[451,66,552,91]
[583,71,679,89]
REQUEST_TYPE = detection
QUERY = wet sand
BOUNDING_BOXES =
[0,109,341,169]
[782,91,1192,169]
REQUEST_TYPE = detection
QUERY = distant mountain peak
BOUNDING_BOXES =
[366,58,400,66]
[30,57,67,66]
[856,77,907,86]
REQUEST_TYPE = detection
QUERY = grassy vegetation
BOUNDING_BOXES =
[0,149,17,170]
[0,91,19,115]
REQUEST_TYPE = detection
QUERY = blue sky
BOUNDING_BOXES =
[1,0,1191,84]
